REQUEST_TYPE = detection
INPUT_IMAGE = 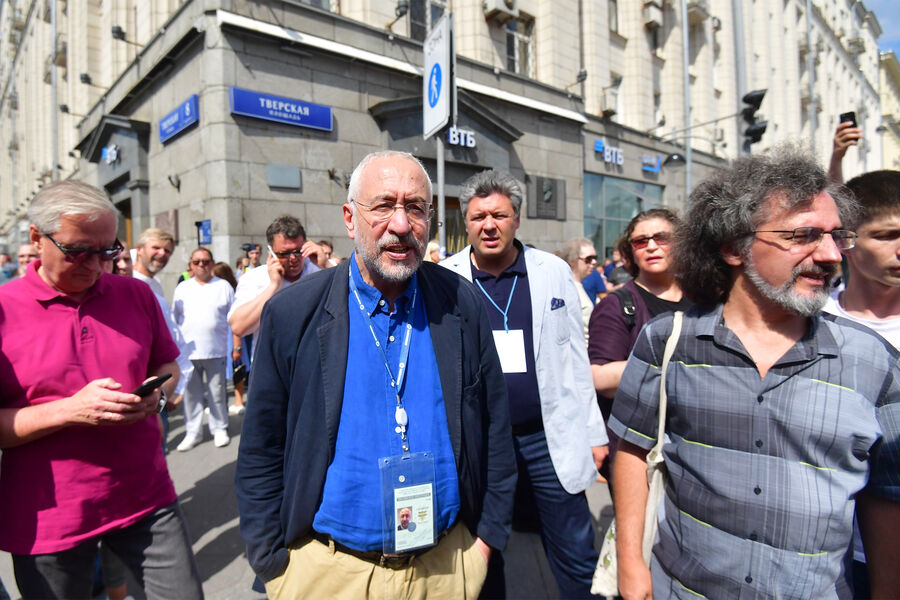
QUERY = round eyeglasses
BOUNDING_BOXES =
[353,199,431,226]
[751,227,857,250]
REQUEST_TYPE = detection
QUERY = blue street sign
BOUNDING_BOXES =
[229,87,333,132]
[198,219,212,245]
[423,14,452,139]
[428,64,442,108]
[641,155,662,173]
[159,95,199,144]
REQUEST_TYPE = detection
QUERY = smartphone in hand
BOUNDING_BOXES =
[839,111,857,126]
[131,373,172,397]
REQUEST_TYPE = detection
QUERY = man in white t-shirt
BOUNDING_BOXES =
[228,216,322,343]
[823,169,900,599]
[172,247,235,451]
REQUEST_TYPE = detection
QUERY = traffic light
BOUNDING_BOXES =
[742,89,767,149]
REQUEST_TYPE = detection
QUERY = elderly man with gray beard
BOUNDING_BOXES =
[235,150,516,599]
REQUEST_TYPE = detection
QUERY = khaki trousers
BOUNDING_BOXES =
[264,522,488,599]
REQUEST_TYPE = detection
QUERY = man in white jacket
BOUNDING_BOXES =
[442,169,608,599]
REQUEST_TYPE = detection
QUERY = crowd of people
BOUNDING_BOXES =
[0,134,897,600]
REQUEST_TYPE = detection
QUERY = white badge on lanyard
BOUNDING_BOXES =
[492,329,527,373]
[476,274,527,373]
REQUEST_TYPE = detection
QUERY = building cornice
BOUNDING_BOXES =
[214,9,588,124]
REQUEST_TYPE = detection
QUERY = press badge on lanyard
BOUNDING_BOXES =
[349,271,437,555]
[476,276,527,373]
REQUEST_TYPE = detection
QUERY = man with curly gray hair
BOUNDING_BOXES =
[610,145,900,599]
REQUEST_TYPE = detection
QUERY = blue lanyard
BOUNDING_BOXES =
[475,275,518,333]
[349,269,416,453]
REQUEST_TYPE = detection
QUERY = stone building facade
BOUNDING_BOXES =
[1,0,886,293]
[880,51,900,170]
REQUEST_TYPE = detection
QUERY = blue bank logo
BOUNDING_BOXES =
[428,64,442,108]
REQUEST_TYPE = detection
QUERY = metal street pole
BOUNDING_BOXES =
[732,0,747,156]
[681,0,692,200]
[51,0,58,181]
[806,0,817,153]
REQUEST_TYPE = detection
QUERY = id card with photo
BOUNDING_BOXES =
[492,329,527,373]
[379,451,436,554]
[393,483,435,552]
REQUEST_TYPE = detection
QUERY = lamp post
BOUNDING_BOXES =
[680,0,692,199]
[51,0,58,181]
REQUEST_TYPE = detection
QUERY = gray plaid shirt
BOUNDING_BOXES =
[611,305,900,599]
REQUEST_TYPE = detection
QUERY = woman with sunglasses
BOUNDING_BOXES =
[587,209,692,477]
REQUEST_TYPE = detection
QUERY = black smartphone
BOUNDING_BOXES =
[131,373,172,397]
[839,111,857,126]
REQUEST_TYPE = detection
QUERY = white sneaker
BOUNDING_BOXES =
[213,431,230,448]
[176,434,200,452]
[228,404,245,416]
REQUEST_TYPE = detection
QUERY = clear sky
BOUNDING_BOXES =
[867,0,900,56]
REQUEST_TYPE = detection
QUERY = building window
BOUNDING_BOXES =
[506,17,534,77]
[653,92,663,128]
[609,0,618,33]
[649,27,662,52]
[410,0,447,42]
[583,173,664,258]
[299,0,332,9]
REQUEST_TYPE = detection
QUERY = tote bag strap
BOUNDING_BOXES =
[654,311,682,453]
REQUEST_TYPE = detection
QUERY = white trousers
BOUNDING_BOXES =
[182,356,228,438]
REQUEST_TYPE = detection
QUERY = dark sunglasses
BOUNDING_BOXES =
[44,233,123,262]
[629,232,673,250]
[580,255,598,264]
[273,249,304,259]
[191,258,212,266]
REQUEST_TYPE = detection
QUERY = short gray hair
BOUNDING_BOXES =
[560,237,594,267]
[137,227,175,247]
[673,142,859,307]
[459,169,524,218]
[28,180,119,234]
[346,151,433,205]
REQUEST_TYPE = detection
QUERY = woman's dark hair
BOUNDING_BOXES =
[213,262,238,289]
[616,208,682,277]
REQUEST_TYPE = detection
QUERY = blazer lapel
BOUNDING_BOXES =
[523,247,546,362]
[319,262,351,453]
[419,266,463,463]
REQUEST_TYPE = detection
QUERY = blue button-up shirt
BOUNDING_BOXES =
[312,256,460,551]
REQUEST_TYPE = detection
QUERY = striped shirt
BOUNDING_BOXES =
[610,305,900,599]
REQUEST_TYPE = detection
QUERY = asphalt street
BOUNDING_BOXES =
[0,405,613,599]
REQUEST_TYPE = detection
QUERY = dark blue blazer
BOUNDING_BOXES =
[235,261,516,582]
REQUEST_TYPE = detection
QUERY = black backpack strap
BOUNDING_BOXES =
[612,287,636,330]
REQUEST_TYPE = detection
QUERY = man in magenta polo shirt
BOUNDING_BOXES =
[0,181,203,599]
